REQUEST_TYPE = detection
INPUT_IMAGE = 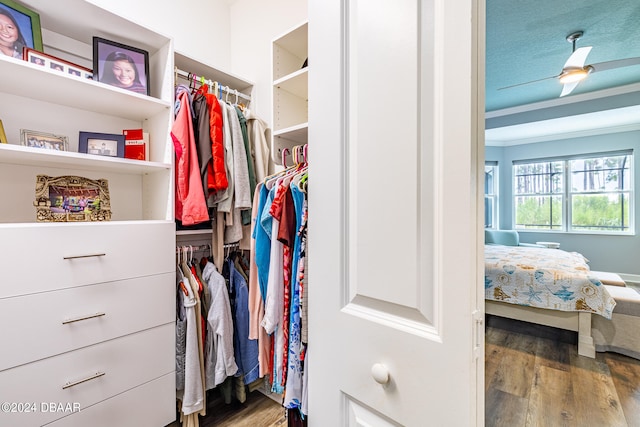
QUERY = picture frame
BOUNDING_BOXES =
[34,175,111,222]
[20,129,68,151]
[0,119,7,144]
[23,48,93,79]
[0,0,42,59]
[78,131,125,158]
[93,37,150,95]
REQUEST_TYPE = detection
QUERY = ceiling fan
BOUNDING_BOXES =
[500,31,640,97]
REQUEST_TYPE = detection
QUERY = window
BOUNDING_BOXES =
[485,162,498,229]
[513,152,633,233]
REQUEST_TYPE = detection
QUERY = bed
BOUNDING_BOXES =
[484,244,617,358]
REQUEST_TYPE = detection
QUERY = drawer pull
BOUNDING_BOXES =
[63,253,106,260]
[62,371,105,390]
[62,312,106,325]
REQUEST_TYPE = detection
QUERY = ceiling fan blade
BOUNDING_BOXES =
[589,57,640,72]
[560,81,579,97]
[497,75,557,90]
[563,46,592,69]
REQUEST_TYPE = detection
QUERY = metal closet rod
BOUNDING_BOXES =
[175,68,252,102]
[176,244,211,253]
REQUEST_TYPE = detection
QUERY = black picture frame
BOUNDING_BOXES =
[0,0,42,59]
[79,131,125,158]
[92,37,150,96]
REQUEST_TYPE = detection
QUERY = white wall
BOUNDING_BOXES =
[90,0,233,70]
[229,0,308,125]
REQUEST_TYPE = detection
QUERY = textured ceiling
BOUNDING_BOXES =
[486,0,640,112]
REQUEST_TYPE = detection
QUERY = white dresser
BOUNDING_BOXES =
[0,1,176,426]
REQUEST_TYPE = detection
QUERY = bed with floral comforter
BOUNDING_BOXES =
[485,244,616,319]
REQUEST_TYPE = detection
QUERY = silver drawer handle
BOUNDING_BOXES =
[63,253,106,260]
[62,372,105,390]
[62,312,106,325]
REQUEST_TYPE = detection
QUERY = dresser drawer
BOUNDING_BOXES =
[0,221,175,298]
[46,373,175,427]
[0,272,174,371]
[0,324,175,427]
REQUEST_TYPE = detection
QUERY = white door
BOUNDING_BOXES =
[308,0,485,425]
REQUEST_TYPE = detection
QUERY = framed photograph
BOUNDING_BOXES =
[20,129,68,151]
[93,37,149,95]
[79,131,125,158]
[23,48,93,79]
[0,119,6,144]
[0,0,42,59]
[34,175,111,222]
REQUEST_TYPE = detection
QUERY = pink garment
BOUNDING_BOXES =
[172,89,209,225]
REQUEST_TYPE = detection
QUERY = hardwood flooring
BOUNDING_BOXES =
[166,314,640,426]
[486,314,640,427]
[166,388,288,427]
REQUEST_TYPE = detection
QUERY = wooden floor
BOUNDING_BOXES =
[167,388,287,427]
[167,315,640,426]
[486,314,640,427]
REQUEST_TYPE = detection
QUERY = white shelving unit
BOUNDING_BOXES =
[0,1,175,426]
[272,21,308,165]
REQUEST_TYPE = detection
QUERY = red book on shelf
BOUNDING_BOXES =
[123,128,146,160]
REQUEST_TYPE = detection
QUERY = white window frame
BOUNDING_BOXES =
[485,162,499,229]
[512,151,634,235]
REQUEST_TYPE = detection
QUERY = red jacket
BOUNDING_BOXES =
[204,89,228,192]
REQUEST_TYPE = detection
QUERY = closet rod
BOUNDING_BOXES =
[175,68,252,103]
[176,244,211,253]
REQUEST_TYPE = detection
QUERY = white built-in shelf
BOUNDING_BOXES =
[274,67,308,100]
[0,57,170,122]
[176,229,213,236]
[274,123,308,143]
[0,219,174,230]
[272,21,308,165]
[0,144,170,174]
[174,52,254,97]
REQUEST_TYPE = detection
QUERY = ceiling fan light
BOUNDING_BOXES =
[559,67,591,84]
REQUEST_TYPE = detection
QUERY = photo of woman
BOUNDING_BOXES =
[0,2,41,58]
[94,37,149,96]
[0,7,27,58]
[100,51,146,94]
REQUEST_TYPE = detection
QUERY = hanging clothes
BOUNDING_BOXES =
[205,92,229,194]
[224,102,252,244]
[248,183,272,379]
[245,108,273,183]
[176,266,204,416]
[202,261,238,389]
[172,85,210,226]
[191,89,214,206]
[228,256,260,385]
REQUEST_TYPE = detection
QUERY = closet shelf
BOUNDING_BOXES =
[174,52,254,96]
[273,67,308,99]
[0,57,171,121]
[176,229,214,236]
[0,219,175,229]
[0,143,171,174]
[274,123,308,143]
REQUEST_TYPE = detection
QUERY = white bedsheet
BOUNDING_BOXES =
[485,245,616,319]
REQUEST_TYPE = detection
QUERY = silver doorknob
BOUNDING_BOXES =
[371,363,390,385]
